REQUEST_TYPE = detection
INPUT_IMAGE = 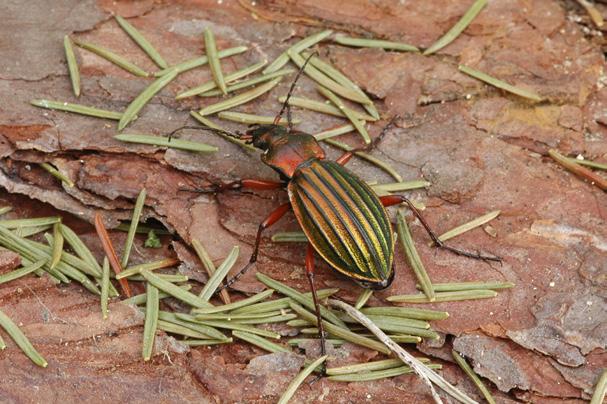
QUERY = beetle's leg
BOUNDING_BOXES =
[179,179,286,194]
[305,243,327,359]
[221,202,292,289]
[380,195,502,262]
[335,116,400,166]
[305,244,327,380]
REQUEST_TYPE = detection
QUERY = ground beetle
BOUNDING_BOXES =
[176,55,500,359]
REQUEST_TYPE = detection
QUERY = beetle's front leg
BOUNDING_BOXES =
[380,195,502,262]
[220,202,291,289]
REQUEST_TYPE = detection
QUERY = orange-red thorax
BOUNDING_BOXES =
[249,125,325,179]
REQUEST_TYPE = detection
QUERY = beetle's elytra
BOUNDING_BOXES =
[250,124,396,289]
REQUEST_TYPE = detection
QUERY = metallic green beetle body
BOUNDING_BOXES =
[247,124,395,289]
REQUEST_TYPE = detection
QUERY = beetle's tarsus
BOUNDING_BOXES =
[433,241,502,263]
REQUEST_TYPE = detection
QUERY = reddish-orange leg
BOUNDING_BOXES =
[305,243,327,360]
[380,195,501,262]
[222,201,291,288]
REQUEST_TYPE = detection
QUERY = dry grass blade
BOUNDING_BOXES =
[271,231,307,243]
[549,149,607,191]
[232,330,290,353]
[372,181,430,193]
[303,53,379,120]
[74,40,149,77]
[117,257,179,279]
[204,28,228,95]
[192,290,273,314]
[567,157,607,171]
[63,36,80,97]
[198,77,282,116]
[183,338,233,346]
[115,133,218,153]
[327,358,430,376]
[141,270,212,308]
[190,112,257,152]
[100,257,110,319]
[142,283,159,360]
[176,60,266,99]
[452,350,496,404]
[397,210,435,301]
[49,221,64,270]
[200,68,294,97]
[277,355,328,404]
[198,246,239,301]
[590,369,607,404]
[0,260,45,285]
[118,69,178,130]
[333,35,419,52]
[264,29,333,74]
[0,206,12,216]
[317,87,371,144]
[458,65,543,102]
[387,289,497,303]
[322,138,403,182]
[422,281,514,292]
[231,288,338,315]
[278,96,375,121]
[122,284,192,306]
[39,163,74,187]
[115,15,168,68]
[257,273,347,328]
[424,0,488,55]
[313,124,355,141]
[218,111,299,125]
[121,188,146,268]
[360,306,449,321]
[30,99,123,120]
[290,302,389,354]
[288,50,370,104]
[94,213,131,297]
[191,239,231,304]
[354,289,373,309]
[0,308,47,367]
[330,299,477,404]
[328,364,443,382]
[189,318,281,339]
[0,217,60,228]
[155,46,248,76]
[159,312,228,340]
[431,210,501,245]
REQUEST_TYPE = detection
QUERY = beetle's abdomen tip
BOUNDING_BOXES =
[357,269,395,290]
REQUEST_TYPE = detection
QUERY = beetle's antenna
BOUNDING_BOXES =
[274,51,317,132]
[166,125,244,142]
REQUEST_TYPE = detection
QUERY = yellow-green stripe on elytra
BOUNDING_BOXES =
[305,166,383,274]
[319,163,392,268]
[288,160,393,283]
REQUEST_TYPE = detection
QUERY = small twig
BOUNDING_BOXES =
[328,299,478,404]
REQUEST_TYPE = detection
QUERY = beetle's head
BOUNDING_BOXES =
[239,124,288,151]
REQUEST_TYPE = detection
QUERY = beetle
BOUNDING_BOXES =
[177,55,500,358]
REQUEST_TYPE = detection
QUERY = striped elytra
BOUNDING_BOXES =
[288,159,395,288]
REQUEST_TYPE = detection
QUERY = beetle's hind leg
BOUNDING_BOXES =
[220,202,291,290]
[305,243,327,376]
[380,195,502,263]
